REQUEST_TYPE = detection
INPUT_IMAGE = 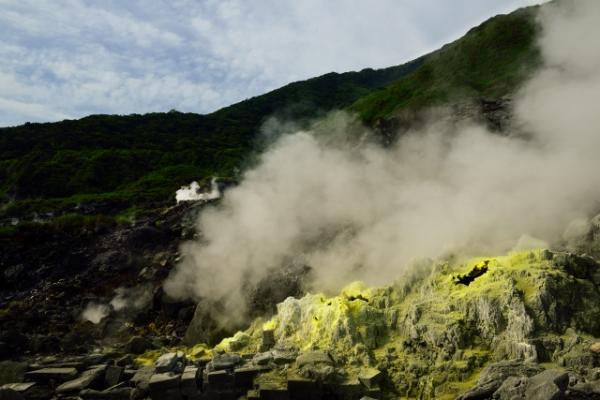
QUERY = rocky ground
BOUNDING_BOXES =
[3,99,600,399]
[4,249,600,399]
[0,200,207,358]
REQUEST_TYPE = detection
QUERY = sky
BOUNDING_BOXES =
[0,0,541,127]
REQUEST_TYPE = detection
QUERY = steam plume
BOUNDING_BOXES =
[165,0,600,325]
[176,178,221,203]
[81,302,110,324]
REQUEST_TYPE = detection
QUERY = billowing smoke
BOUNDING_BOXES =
[176,178,221,203]
[165,0,600,325]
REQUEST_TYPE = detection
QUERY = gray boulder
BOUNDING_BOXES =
[55,367,105,394]
[459,361,543,400]
[493,376,528,399]
[155,352,186,373]
[24,367,79,383]
[492,369,568,400]
[130,366,155,400]
[568,379,600,398]
[209,353,243,371]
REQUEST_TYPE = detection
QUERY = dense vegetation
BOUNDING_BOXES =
[0,4,541,222]
[350,6,541,123]
[0,61,424,221]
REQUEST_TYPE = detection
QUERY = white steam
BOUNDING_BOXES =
[81,303,110,324]
[176,178,220,203]
[110,285,153,312]
[81,285,153,324]
[165,0,600,324]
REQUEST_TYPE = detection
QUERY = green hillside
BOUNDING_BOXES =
[351,6,541,124]
[0,4,543,222]
[0,60,424,220]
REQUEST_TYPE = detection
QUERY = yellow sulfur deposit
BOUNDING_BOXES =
[176,249,600,398]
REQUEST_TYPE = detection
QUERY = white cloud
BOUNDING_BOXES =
[0,0,542,126]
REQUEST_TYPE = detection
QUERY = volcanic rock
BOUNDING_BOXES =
[79,387,132,400]
[24,367,78,383]
[104,366,123,387]
[209,353,243,371]
[125,336,153,355]
[0,362,28,386]
[129,366,155,400]
[55,366,105,394]
[155,352,186,373]
[180,366,200,397]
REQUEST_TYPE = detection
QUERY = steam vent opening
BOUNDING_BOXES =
[453,260,490,286]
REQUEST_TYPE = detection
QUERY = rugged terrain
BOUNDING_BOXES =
[4,1,600,399]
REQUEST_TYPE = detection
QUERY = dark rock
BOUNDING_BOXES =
[34,359,85,371]
[125,336,152,355]
[24,367,78,383]
[260,330,275,352]
[271,350,297,365]
[524,380,561,400]
[256,383,289,400]
[493,376,528,399]
[286,372,321,397]
[28,335,60,354]
[296,352,333,368]
[330,378,363,399]
[206,370,233,389]
[210,353,243,371]
[253,352,273,366]
[529,370,569,393]
[79,387,131,400]
[358,368,382,390]
[180,366,200,397]
[16,384,53,400]
[0,332,26,355]
[0,383,35,394]
[104,366,123,387]
[233,366,269,388]
[299,364,339,383]
[0,362,28,386]
[149,372,180,391]
[115,355,132,368]
[0,389,24,400]
[155,352,186,373]
[122,369,136,381]
[130,366,155,394]
[55,367,105,394]
[569,380,600,397]
[492,369,569,400]
[459,361,543,400]
[149,373,181,400]
[127,225,167,249]
[183,303,236,346]
[83,354,109,367]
